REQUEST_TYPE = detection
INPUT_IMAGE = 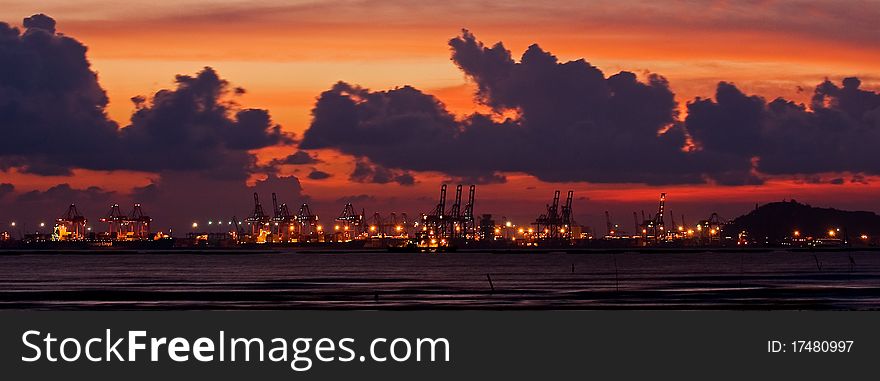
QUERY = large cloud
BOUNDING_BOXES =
[0,14,293,180]
[686,78,880,177]
[0,14,118,175]
[301,30,756,185]
[301,30,879,185]
[119,67,293,179]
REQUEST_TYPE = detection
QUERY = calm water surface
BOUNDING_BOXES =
[0,251,877,309]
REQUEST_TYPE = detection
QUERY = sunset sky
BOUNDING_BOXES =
[1,0,879,232]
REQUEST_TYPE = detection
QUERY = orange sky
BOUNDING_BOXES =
[2,0,880,227]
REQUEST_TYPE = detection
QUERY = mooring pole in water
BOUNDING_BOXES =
[486,274,495,293]
[813,254,823,271]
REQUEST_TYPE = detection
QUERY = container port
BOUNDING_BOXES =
[1,184,878,251]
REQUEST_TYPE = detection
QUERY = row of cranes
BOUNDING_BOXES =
[420,184,477,246]
[46,203,160,242]
[532,190,575,240]
[234,192,420,244]
[241,193,320,243]
[603,193,731,245]
[331,203,413,240]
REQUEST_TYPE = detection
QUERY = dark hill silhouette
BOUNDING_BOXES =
[726,200,880,240]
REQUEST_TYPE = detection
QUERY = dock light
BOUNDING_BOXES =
[709,229,716,235]
[505,221,512,227]
[687,229,694,235]
[860,234,868,240]
[518,228,525,234]
[370,225,376,232]
[793,230,800,237]
[317,225,323,231]
[560,228,566,234]
[334,225,340,231]
[345,226,350,231]
[528,228,534,234]
[494,228,501,234]
[828,229,836,237]
[395,225,402,232]
[678,226,684,231]
[642,229,647,234]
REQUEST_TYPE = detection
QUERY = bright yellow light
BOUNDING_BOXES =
[494,228,501,234]
[334,225,340,231]
[860,234,868,240]
[518,228,524,234]
[710,229,716,235]
[316,225,323,231]
[793,230,800,237]
[687,229,694,235]
[678,226,684,231]
[527,228,534,234]
[505,221,512,228]
[370,226,376,232]
[192,222,198,228]
[828,230,836,237]
[560,228,566,233]
[696,225,702,231]
[642,229,647,234]
[395,225,402,232]
[344,226,349,231]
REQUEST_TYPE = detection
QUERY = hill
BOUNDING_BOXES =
[726,200,880,240]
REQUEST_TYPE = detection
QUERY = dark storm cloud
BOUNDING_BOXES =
[0,15,293,180]
[272,151,320,165]
[119,66,293,179]
[685,78,880,177]
[301,30,880,185]
[299,30,751,185]
[348,160,415,186]
[0,14,119,174]
[307,169,332,180]
[16,184,115,204]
